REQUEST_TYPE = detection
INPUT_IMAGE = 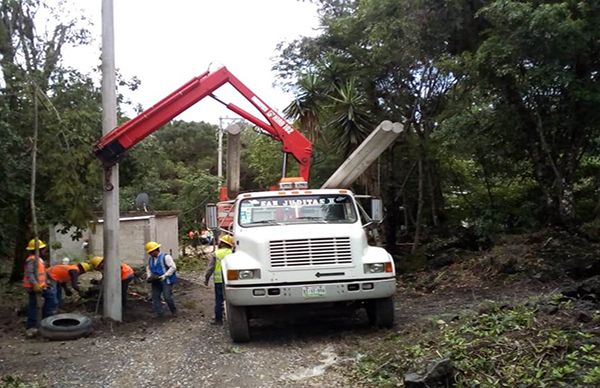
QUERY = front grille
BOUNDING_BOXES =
[269,237,352,268]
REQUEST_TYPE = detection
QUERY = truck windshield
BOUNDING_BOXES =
[239,194,358,227]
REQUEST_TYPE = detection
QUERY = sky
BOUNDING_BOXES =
[62,0,321,126]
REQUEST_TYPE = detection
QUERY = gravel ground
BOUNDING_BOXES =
[0,270,364,387]
[0,245,559,387]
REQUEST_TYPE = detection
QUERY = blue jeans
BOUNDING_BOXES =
[26,287,58,329]
[214,283,224,322]
[151,280,176,316]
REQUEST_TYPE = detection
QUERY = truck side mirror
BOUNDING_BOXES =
[206,203,217,229]
[370,198,383,223]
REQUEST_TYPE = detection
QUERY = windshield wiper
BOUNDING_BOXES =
[246,220,279,225]
[294,216,328,223]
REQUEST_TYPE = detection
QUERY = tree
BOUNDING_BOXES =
[0,0,102,280]
[453,0,600,224]
[276,0,461,251]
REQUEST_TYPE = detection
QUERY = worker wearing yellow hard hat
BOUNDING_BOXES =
[23,239,57,335]
[90,256,103,269]
[145,241,161,254]
[90,256,135,312]
[204,234,235,325]
[26,238,47,251]
[145,241,177,318]
[46,261,92,305]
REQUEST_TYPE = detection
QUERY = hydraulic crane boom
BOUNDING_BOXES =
[94,66,312,181]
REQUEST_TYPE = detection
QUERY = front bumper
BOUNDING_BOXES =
[225,277,396,306]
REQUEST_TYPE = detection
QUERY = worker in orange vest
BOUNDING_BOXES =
[90,256,135,312]
[22,239,58,334]
[46,262,92,305]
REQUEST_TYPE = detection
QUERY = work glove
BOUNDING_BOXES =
[32,284,43,293]
[146,274,159,283]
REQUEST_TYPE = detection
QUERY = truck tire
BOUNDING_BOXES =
[226,301,250,343]
[39,313,93,341]
[367,297,394,328]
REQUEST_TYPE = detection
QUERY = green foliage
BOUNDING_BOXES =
[174,252,208,273]
[1,375,43,388]
[118,120,219,233]
[354,303,600,387]
[276,0,600,244]
[246,132,288,189]
[0,1,104,262]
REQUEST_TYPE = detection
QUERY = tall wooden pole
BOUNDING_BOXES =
[101,0,122,321]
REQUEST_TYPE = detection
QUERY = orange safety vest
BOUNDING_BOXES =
[47,264,79,283]
[121,263,134,280]
[23,255,47,288]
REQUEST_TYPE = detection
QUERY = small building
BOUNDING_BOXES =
[50,211,179,267]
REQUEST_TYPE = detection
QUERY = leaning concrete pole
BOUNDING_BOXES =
[321,121,403,189]
[101,0,122,321]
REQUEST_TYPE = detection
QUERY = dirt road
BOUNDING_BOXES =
[0,270,377,387]
[0,264,555,387]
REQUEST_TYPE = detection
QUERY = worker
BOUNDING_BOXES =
[22,239,57,335]
[46,261,92,305]
[90,256,135,312]
[204,234,234,325]
[145,241,177,318]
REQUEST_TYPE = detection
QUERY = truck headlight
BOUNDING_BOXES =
[364,263,393,273]
[227,269,261,280]
[239,270,255,279]
[365,263,384,273]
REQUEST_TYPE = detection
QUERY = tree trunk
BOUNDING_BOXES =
[412,156,424,254]
[10,201,30,282]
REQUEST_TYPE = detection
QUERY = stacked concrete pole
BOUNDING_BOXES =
[321,120,403,189]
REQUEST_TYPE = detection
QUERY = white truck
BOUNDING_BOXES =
[93,66,398,341]
[207,188,396,342]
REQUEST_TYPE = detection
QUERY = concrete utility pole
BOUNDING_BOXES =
[101,0,122,321]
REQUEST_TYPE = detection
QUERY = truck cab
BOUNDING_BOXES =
[213,188,396,342]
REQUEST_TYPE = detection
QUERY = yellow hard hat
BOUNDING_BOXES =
[78,262,92,273]
[145,241,161,253]
[26,239,47,250]
[90,256,104,269]
[219,235,234,247]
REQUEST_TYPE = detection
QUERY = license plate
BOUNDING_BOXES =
[302,285,326,298]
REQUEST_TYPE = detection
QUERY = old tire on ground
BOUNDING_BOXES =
[226,301,250,343]
[39,313,93,341]
[367,297,394,328]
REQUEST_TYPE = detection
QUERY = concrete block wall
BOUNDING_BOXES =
[50,212,179,268]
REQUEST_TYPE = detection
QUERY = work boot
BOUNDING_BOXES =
[25,328,38,338]
[209,319,223,326]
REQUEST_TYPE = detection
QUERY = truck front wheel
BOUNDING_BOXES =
[367,297,394,328]
[226,301,250,342]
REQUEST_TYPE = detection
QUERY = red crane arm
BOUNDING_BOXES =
[94,66,312,181]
